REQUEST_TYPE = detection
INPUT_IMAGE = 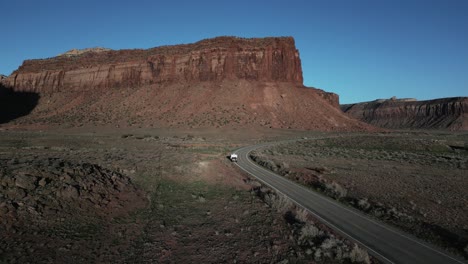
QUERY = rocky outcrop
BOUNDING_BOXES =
[58,47,112,57]
[0,156,147,229]
[1,36,372,131]
[3,37,303,93]
[315,88,340,108]
[341,97,468,130]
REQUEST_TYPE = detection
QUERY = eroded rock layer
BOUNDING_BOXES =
[3,37,303,93]
[341,97,468,131]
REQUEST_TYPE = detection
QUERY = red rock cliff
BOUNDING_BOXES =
[341,97,468,131]
[3,37,303,93]
[0,36,373,131]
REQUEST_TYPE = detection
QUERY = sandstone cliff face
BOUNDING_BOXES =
[3,37,303,93]
[1,36,371,131]
[341,97,468,131]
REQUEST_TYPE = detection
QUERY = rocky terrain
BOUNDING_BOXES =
[0,157,146,223]
[0,155,148,263]
[0,36,370,131]
[250,133,468,259]
[341,97,468,131]
[0,128,375,263]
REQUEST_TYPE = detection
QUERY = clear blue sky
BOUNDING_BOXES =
[1,0,467,103]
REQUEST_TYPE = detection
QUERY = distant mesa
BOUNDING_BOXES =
[1,36,372,131]
[341,96,468,131]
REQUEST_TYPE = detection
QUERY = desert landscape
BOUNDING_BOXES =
[1,34,467,264]
[0,127,377,263]
[250,132,468,258]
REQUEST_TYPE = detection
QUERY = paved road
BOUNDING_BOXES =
[234,140,466,264]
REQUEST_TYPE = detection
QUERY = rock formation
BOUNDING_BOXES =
[58,47,112,57]
[341,97,468,130]
[3,37,303,93]
[1,36,370,131]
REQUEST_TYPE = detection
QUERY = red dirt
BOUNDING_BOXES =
[5,80,372,131]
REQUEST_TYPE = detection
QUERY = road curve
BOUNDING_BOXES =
[234,140,466,264]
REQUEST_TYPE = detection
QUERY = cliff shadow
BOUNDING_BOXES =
[0,83,40,124]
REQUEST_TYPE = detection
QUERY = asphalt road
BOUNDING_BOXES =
[234,140,466,264]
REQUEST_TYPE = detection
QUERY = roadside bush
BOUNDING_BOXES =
[324,181,348,199]
[279,161,289,172]
[298,224,320,244]
[250,152,278,172]
[349,244,371,264]
[265,159,279,172]
[357,198,371,211]
[247,175,373,264]
[264,192,293,214]
[295,208,309,223]
[297,174,348,200]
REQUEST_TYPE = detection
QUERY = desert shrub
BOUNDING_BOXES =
[336,247,346,261]
[298,224,320,244]
[279,161,289,171]
[295,208,309,223]
[324,181,348,199]
[320,238,337,250]
[250,153,279,172]
[357,198,371,211]
[246,173,373,264]
[349,244,371,264]
[265,159,278,172]
[264,192,293,214]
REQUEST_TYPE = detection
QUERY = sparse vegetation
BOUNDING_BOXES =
[349,244,371,264]
[251,133,468,259]
[263,190,293,214]
[1,125,466,262]
[249,177,375,263]
[3,129,379,263]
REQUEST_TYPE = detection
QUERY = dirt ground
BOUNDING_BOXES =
[251,131,468,259]
[1,126,371,263]
[4,126,465,263]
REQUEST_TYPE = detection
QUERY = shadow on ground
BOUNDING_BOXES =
[0,83,40,124]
